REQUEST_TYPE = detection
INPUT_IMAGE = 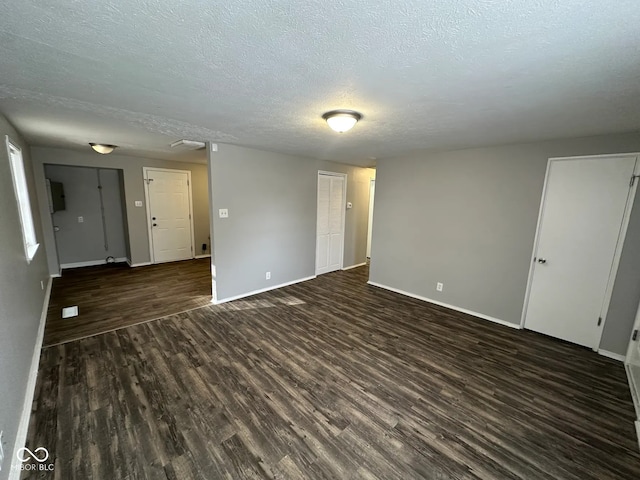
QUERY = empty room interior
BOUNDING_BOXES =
[2,1,640,479]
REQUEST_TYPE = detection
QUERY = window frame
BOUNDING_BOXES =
[6,135,39,263]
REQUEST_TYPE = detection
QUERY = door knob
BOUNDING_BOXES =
[152,217,156,220]
[537,258,547,264]
[153,223,157,227]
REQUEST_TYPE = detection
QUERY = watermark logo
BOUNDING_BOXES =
[13,447,54,472]
[17,447,49,463]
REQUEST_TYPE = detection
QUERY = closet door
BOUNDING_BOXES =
[316,173,346,275]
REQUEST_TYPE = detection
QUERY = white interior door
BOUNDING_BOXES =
[524,155,637,348]
[316,173,345,275]
[144,168,194,264]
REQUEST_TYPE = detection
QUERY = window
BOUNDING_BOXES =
[6,136,39,262]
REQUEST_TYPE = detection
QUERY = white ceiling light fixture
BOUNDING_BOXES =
[89,143,117,154]
[322,110,362,133]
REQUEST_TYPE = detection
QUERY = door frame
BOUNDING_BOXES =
[315,171,347,275]
[625,301,640,444]
[143,167,196,264]
[366,178,375,259]
[519,153,640,351]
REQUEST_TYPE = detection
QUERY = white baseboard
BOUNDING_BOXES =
[598,349,626,362]
[127,260,152,268]
[195,254,211,259]
[214,276,316,305]
[50,273,61,278]
[342,262,367,271]
[61,257,127,269]
[367,281,521,330]
[8,277,52,479]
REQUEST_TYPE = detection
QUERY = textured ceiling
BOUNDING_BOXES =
[0,1,639,166]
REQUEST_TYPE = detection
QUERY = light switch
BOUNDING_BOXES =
[135,200,143,207]
[78,216,84,223]
[219,208,229,218]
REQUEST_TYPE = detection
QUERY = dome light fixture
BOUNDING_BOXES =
[89,143,117,154]
[322,110,362,133]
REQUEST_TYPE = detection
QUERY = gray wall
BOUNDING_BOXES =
[606,189,640,355]
[370,132,640,356]
[45,165,127,266]
[208,143,373,302]
[31,147,210,274]
[0,114,49,478]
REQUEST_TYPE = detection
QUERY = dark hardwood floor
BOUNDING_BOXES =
[24,266,640,479]
[44,259,212,346]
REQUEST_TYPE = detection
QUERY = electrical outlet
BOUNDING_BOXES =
[218,208,229,218]
[266,271,271,280]
[78,216,84,223]
[436,282,443,292]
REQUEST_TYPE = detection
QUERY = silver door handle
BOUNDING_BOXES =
[537,258,547,264]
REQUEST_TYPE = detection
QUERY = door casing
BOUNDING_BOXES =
[143,167,196,264]
[316,171,347,275]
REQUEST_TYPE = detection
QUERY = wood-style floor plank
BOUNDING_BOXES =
[44,259,212,346]
[22,266,640,479]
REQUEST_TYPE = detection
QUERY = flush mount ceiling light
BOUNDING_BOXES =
[89,143,117,154]
[322,110,362,133]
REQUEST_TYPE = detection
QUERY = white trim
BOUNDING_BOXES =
[366,178,375,259]
[548,152,640,162]
[195,254,211,259]
[6,136,40,265]
[367,281,521,330]
[214,276,316,305]
[520,153,640,352]
[598,349,626,362]
[50,273,61,278]
[60,257,127,269]
[316,171,347,275]
[143,167,196,264]
[342,262,367,271]
[626,363,640,422]
[126,261,152,268]
[8,277,52,480]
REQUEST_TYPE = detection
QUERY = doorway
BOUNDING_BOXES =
[316,171,346,275]
[522,154,639,349]
[45,164,128,269]
[143,167,195,264]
